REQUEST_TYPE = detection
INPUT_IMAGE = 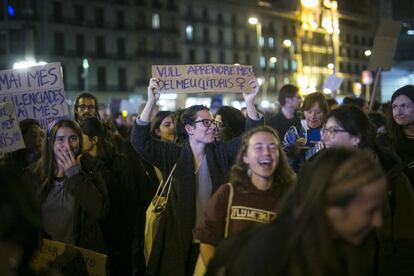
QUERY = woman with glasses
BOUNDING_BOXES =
[131,77,262,276]
[282,92,329,172]
[321,104,414,275]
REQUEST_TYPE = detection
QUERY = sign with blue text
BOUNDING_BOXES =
[0,101,25,154]
[0,63,70,129]
[152,64,255,93]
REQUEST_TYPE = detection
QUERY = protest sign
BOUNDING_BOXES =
[368,19,402,71]
[0,101,25,154]
[32,239,108,276]
[0,63,70,129]
[323,74,343,92]
[152,64,255,93]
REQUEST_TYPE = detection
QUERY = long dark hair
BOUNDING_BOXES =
[276,148,385,274]
[175,105,210,142]
[230,125,295,200]
[80,117,113,157]
[216,106,246,141]
[150,110,174,139]
[35,119,83,199]
[386,85,414,148]
[325,105,376,148]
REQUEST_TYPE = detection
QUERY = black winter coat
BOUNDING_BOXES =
[131,116,263,276]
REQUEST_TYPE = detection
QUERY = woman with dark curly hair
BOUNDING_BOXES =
[194,125,295,269]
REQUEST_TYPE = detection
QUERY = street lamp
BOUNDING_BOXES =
[82,58,89,91]
[283,39,292,48]
[283,39,294,76]
[263,56,277,98]
[248,17,263,80]
[364,50,372,57]
[13,59,47,69]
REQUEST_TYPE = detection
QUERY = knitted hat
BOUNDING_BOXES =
[391,85,414,104]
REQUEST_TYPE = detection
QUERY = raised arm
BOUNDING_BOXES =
[243,77,260,120]
[140,78,161,122]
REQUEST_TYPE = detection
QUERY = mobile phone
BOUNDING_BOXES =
[306,129,321,147]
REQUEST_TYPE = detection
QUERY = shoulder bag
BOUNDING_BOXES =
[144,163,177,265]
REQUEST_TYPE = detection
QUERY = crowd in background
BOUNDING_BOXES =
[1,80,414,276]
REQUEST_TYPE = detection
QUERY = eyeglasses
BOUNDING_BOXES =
[77,105,96,110]
[321,127,348,137]
[192,119,217,128]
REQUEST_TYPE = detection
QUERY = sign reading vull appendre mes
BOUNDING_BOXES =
[152,64,255,93]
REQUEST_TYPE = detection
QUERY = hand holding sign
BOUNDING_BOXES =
[243,77,260,104]
[147,78,161,104]
[243,77,262,120]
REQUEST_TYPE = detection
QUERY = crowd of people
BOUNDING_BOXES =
[1,79,414,276]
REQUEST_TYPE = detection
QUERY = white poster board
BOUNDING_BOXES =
[0,101,25,154]
[0,62,70,129]
[323,74,343,92]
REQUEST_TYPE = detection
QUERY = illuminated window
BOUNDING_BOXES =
[283,58,289,70]
[186,25,193,40]
[260,56,266,68]
[270,76,276,89]
[259,36,264,47]
[268,37,274,49]
[292,59,297,71]
[152,13,160,29]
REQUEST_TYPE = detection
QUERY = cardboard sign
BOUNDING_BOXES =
[32,239,107,276]
[0,101,25,154]
[323,74,343,92]
[0,63,70,129]
[368,19,402,71]
[152,64,255,93]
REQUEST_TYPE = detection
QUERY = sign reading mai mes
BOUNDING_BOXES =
[152,64,255,93]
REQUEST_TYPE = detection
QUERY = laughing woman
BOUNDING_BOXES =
[131,77,262,276]
[30,119,108,253]
[194,126,295,269]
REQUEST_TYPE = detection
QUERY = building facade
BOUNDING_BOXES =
[0,0,380,106]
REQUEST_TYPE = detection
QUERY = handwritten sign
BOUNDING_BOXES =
[32,239,107,276]
[0,63,70,129]
[152,64,255,93]
[0,101,25,154]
